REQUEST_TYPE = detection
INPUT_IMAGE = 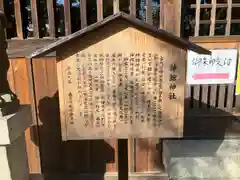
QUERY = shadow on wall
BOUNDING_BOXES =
[30,91,115,180]
[29,81,240,179]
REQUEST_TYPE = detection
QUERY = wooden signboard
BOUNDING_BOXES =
[29,12,210,140]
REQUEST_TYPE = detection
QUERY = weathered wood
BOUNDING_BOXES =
[210,0,217,36]
[113,0,120,13]
[225,0,233,35]
[7,39,58,58]
[160,0,182,36]
[0,0,3,11]
[129,0,136,17]
[218,85,226,109]
[51,18,187,140]
[190,3,240,8]
[97,0,103,21]
[14,0,23,39]
[80,0,87,28]
[201,85,208,108]
[31,0,40,38]
[191,35,240,43]
[28,12,210,59]
[47,0,56,37]
[210,85,217,108]
[146,0,153,25]
[194,0,200,36]
[64,0,71,35]
[8,59,42,173]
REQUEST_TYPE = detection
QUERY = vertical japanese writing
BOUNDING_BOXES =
[156,55,163,127]
[71,52,167,133]
[76,53,83,125]
[140,52,146,123]
[68,92,74,124]
[146,53,153,124]
[123,55,129,124]
[169,63,177,100]
[67,65,72,84]
[93,53,101,128]
[99,53,105,127]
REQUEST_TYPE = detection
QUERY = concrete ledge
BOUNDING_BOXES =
[1,134,29,180]
[163,139,240,179]
[0,105,32,145]
[30,172,168,180]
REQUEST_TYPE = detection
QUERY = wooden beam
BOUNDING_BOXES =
[209,0,217,36]
[194,0,201,36]
[190,35,240,43]
[47,0,56,37]
[190,3,240,8]
[80,0,87,28]
[31,0,40,38]
[225,0,232,35]
[7,39,58,58]
[160,0,182,36]
[113,0,120,13]
[14,0,23,39]
[0,0,4,11]
[64,0,71,35]
[129,0,136,17]
[146,0,153,25]
[97,0,103,21]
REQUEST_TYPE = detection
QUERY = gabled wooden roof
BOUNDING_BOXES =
[28,11,211,58]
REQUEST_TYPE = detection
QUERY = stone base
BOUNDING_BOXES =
[0,105,31,180]
[0,134,29,180]
[0,105,31,145]
[163,139,240,179]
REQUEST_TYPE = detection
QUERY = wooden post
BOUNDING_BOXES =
[118,139,128,180]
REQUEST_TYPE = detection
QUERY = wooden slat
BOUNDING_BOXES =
[0,0,4,11]
[185,85,191,109]
[226,84,235,112]
[32,59,65,172]
[147,138,161,171]
[97,0,103,21]
[47,0,56,37]
[106,139,118,172]
[113,0,120,13]
[218,85,226,109]
[225,0,232,36]
[64,0,71,35]
[201,85,208,108]
[31,0,40,38]
[191,35,240,43]
[136,139,149,172]
[191,3,240,8]
[129,0,136,17]
[80,0,87,28]
[9,59,42,173]
[14,0,23,39]
[210,85,217,108]
[193,86,200,108]
[128,138,135,172]
[210,0,217,36]
[194,0,201,36]
[193,19,240,25]
[146,0,153,25]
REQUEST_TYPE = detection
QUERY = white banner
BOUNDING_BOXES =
[187,49,238,85]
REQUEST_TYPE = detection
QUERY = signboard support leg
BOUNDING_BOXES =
[118,139,129,180]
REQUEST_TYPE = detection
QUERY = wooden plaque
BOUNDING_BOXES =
[56,20,186,140]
